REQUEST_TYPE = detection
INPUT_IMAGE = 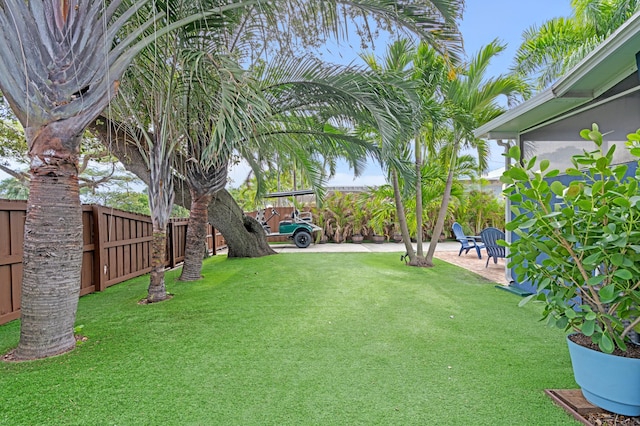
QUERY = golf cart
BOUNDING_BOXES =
[255,190,322,248]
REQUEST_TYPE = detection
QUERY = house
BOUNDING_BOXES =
[475,11,640,292]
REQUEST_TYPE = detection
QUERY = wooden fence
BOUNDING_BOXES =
[0,200,226,326]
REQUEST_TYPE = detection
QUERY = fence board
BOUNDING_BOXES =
[0,201,25,325]
[123,220,131,276]
[0,211,8,257]
[81,206,96,296]
[115,216,124,279]
[0,265,12,315]
[10,263,21,317]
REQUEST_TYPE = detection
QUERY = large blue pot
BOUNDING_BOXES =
[567,335,640,416]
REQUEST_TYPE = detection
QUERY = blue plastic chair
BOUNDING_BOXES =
[479,227,506,267]
[452,222,484,259]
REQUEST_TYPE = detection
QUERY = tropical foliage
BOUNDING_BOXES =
[512,0,640,90]
[274,183,504,245]
[0,0,466,359]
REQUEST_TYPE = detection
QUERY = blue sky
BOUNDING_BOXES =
[311,0,575,188]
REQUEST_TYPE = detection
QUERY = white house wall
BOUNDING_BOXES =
[520,86,640,171]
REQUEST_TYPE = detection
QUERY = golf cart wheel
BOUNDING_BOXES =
[294,231,311,248]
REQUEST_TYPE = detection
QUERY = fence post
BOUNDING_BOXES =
[210,223,216,255]
[169,221,176,269]
[92,206,107,292]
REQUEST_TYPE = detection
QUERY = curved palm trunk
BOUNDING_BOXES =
[209,190,276,258]
[14,129,83,360]
[426,141,459,264]
[179,191,212,281]
[415,137,424,257]
[392,170,432,267]
[148,228,168,302]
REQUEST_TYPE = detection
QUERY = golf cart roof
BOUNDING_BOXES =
[264,189,315,198]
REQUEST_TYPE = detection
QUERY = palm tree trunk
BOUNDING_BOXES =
[209,191,276,258]
[148,227,168,302]
[179,191,212,281]
[393,170,432,267]
[391,170,414,258]
[14,130,82,360]
[426,141,459,264]
[415,137,424,257]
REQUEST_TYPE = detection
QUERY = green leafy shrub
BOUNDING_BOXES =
[502,124,640,354]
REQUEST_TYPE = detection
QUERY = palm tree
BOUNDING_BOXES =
[0,0,252,359]
[361,39,454,267]
[176,54,271,281]
[0,0,162,359]
[424,40,529,265]
[104,0,465,278]
[512,0,640,90]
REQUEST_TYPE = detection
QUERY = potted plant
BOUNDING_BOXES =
[392,223,403,243]
[350,202,366,244]
[368,218,387,244]
[501,124,640,416]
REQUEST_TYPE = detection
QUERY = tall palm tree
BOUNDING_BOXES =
[361,39,454,266]
[0,0,464,359]
[512,0,640,90]
[176,54,272,280]
[99,1,464,279]
[362,39,424,265]
[0,0,223,360]
[425,40,529,265]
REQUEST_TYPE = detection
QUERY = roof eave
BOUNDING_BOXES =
[474,11,640,140]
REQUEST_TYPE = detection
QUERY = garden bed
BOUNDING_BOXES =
[546,389,640,425]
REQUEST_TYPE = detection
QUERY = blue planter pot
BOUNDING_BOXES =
[567,335,640,416]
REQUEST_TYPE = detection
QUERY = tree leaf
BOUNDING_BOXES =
[614,269,633,280]
[586,274,605,285]
[610,253,624,267]
[613,197,630,208]
[598,334,614,354]
[565,185,582,198]
[508,145,521,160]
[539,159,550,172]
[598,284,616,303]
[550,181,564,196]
[581,319,595,336]
[518,218,537,229]
[508,167,529,181]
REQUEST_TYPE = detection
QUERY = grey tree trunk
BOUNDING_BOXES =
[148,228,169,302]
[14,128,83,360]
[414,137,424,257]
[208,190,276,258]
[392,170,431,267]
[426,140,459,264]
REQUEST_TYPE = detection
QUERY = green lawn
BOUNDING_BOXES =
[0,253,580,425]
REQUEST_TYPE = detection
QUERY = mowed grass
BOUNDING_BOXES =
[0,253,580,425]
